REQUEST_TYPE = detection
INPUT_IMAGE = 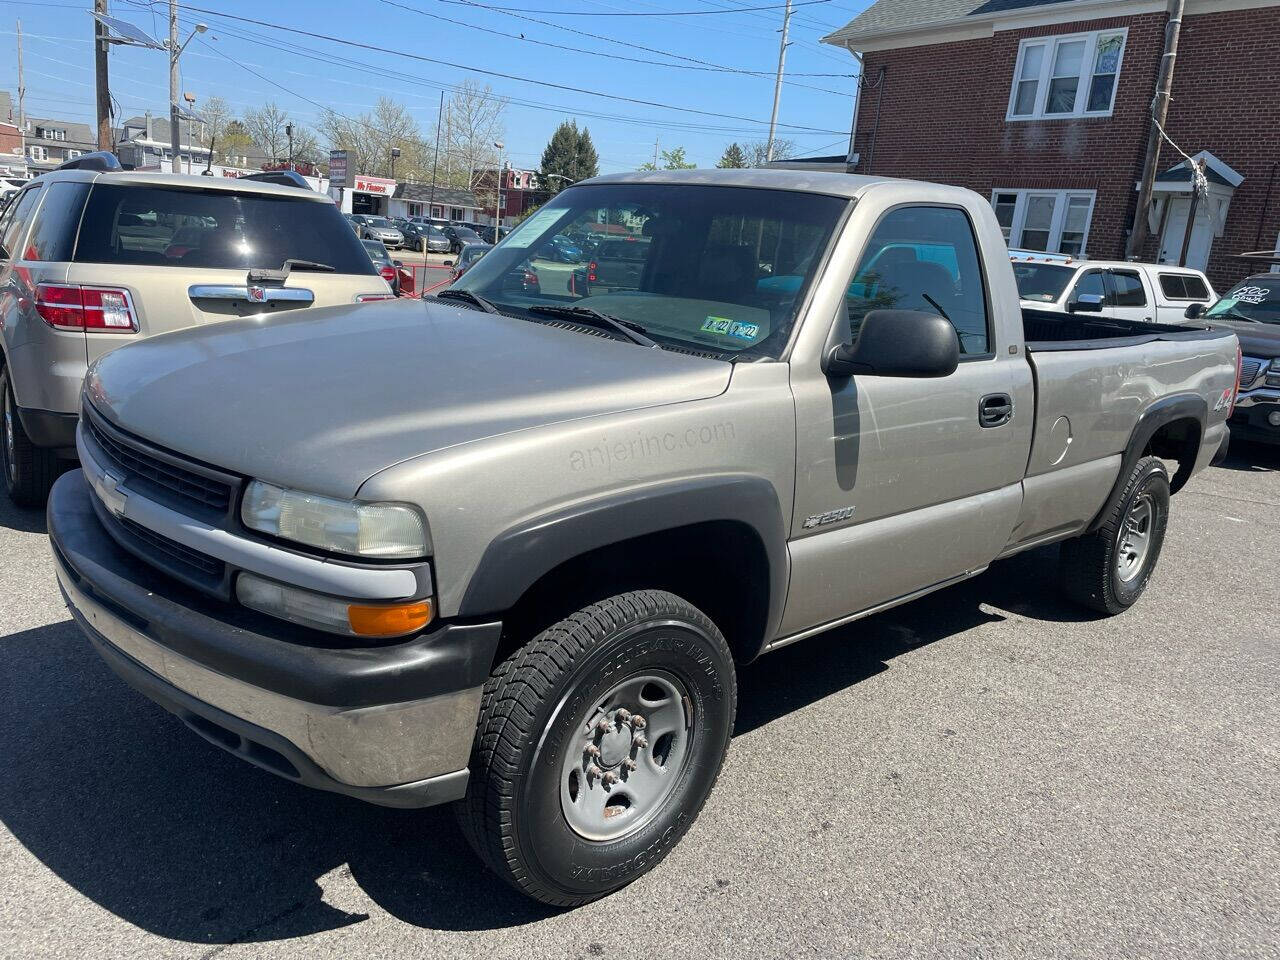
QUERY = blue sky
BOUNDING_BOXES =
[0,0,868,172]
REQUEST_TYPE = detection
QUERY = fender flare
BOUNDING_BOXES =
[458,474,789,657]
[1086,392,1206,533]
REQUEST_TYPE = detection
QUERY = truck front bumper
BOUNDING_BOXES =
[48,470,500,808]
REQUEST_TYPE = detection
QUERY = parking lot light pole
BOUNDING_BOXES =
[493,140,504,237]
[286,123,294,172]
[390,146,400,180]
[166,6,205,173]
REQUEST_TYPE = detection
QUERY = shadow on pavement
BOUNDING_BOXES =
[0,545,1078,943]
[0,494,48,535]
[1216,437,1280,472]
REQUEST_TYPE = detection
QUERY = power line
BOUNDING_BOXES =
[152,3,848,135]
[380,0,853,91]
[433,0,835,14]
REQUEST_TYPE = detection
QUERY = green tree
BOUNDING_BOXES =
[540,120,598,193]
[716,142,748,168]
[640,146,696,171]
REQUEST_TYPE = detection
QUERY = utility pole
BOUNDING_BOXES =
[765,0,792,163]
[167,0,181,172]
[429,90,443,218]
[16,20,25,146]
[652,135,659,169]
[93,0,111,150]
[1127,0,1185,259]
[286,123,294,172]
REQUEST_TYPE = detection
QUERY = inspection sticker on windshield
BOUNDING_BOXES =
[701,316,761,341]
[503,206,567,248]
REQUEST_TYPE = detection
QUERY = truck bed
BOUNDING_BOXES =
[1022,308,1229,352]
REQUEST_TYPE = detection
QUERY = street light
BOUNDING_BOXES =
[493,140,505,235]
[390,146,401,180]
[168,19,206,173]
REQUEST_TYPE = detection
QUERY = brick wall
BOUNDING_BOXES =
[0,122,20,161]
[1139,5,1280,287]
[850,5,1280,289]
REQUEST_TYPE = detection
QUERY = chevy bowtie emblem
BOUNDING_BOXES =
[248,285,268,303]
[92,468,129,518]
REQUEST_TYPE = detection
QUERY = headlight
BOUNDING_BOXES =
[241,480,428,559]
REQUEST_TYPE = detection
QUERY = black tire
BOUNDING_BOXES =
[1060,455,1170,615]
[458,590,736,906]
[1,366,58,508]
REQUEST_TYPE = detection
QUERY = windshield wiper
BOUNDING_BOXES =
[282,258,334,273]
[922,292,951,322]
[246,259,334,284]
[527,304,657,347]
[434,289,499,314]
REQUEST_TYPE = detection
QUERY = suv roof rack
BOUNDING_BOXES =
[240,169,313,190]
[54,151,123,173]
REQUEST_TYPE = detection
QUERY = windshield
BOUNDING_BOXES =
[75,183,376,275]
[366,217,393,228]
[362,240,390,263]
[452,182,847,358]
[1012,262,1076,302]
[1205,276,1280,324]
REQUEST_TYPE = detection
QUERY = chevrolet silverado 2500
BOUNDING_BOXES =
[47,170,1240,906]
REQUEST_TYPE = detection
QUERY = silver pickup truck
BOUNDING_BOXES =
[46,170,1238,906]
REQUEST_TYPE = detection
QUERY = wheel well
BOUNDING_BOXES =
[1144,416,1202,494]
[495,521,771,668]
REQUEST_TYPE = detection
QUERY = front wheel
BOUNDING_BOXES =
[457,590,736,906]
[1060,455,1170,615]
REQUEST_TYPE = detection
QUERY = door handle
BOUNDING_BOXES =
[979,393,1013,428]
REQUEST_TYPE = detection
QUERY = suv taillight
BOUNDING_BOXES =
[36,283,137,333]
[588,261,597,282]
[379,265,396,284]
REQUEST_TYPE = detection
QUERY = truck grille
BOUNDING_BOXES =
[84,405,236,517]
[1239,357,1265,390]
[118,516,226,584]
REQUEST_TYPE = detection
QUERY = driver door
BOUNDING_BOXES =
[782,205,1029,637]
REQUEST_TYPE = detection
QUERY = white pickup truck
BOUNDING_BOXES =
[1010,251,1216,324]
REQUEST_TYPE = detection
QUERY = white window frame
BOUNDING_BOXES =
[1007,28,1127,121]
[67,149,81,159]
[992,188,1097,256]
[27,145,48,161]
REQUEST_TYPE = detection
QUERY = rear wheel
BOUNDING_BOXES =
[1,366,58,508]
[458,590,736,906]
[1060,455,1170,615]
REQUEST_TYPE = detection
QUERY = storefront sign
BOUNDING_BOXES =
[329,150,348,187]
[353,174,396,195]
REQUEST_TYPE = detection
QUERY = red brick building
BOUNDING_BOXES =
[822,0,1280,289]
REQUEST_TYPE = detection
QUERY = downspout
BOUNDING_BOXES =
[1253,161,1278,248]
[846,48,864,172]
[866,65,887,176]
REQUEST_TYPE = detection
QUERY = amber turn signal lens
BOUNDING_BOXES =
[347,599,434,637]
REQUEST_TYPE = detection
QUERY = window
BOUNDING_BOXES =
[25,181,90,262]
[450,207,464,220]
[0,185,42,259]
[55,129,66,141]
[992,189,1095,256]
[1108,270,1146,307]
[74,183,377,276]
[67,149,82,160]
[453,182,847,359]
[1071,270,1105,302]
[844,206,990,356]
[1158,273,1210,301]
[27,145,48,162]
[1008,29,1127,120]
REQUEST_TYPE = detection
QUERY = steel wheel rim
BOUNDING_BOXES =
[1116,492,1155,583]
[559,671,692,842]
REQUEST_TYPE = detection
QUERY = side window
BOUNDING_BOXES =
[25,181,91,262]
[1181,275,1210,300]
[1159,273,1209,301]
[1109,270,1146,307]
[845,206,989,355]
[1071,269,1106,301]
[0,186,42,261]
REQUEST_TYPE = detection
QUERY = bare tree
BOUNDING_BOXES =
[320,98,428,178]
[242,102,294,162]
[199,96,233,157]
[743,138,797,166]
[429,80,508,190]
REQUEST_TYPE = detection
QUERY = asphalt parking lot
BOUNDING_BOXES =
[1,444,1277,960]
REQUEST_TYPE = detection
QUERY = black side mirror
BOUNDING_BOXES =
[393,260,403,267]
[1184,302,1206,320]
[443,259,454,267]
[824,309,960,379]
[1067,293,1104,313]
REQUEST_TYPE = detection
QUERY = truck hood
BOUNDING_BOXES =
[1213,319,1280,359]
[85,299,732,498]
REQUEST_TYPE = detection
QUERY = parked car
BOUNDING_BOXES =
[343,213,363,235]
[0,152,390,506]
[443,224,482,253]
[49,170,1237,910]
[362,239,402,295]
[544,234,583,263]
[1010,251,1216,323]
[572,235,650,295]
[449,242,493,281]
[358,216,404,250]
[1193,261,1280,445]
[399,221,450,253]
[475,224,511,244]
